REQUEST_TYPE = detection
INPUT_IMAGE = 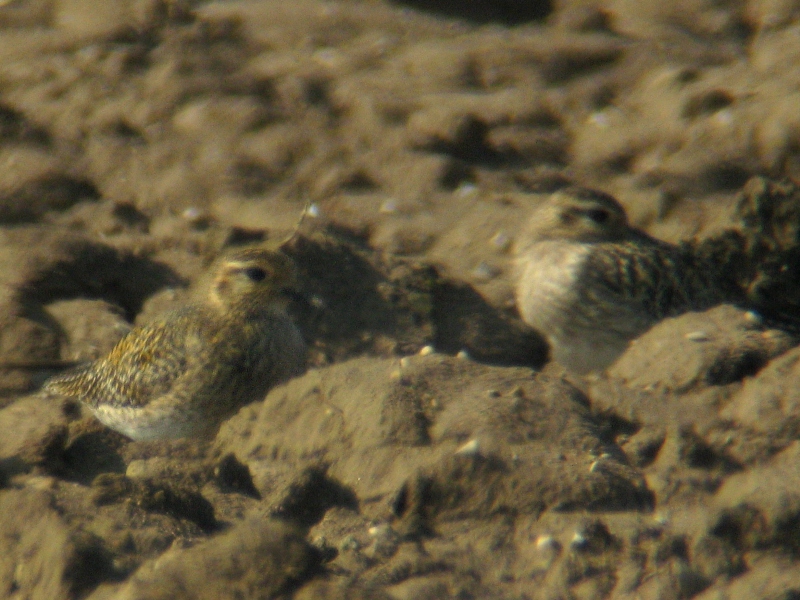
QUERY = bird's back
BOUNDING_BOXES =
[45,306,203,410]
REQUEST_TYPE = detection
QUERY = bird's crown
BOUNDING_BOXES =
[523,186,631,244]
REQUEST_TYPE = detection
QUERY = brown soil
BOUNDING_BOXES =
[2,1,800,598]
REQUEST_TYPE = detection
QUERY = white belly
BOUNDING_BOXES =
[92,400,200,441]
[514,241,632,373]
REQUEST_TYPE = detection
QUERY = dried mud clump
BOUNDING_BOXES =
[694,177,800,327]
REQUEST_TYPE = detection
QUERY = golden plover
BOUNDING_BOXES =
[45,246,306,440]
[514,187,736,373]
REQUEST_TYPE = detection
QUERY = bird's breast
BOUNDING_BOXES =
[515,240,590,337]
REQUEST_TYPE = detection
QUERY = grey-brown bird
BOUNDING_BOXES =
[45,246,306,440]
[514,187,737,373]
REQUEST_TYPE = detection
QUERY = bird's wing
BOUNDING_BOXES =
[579,241,701,334]
[46,307,215,410]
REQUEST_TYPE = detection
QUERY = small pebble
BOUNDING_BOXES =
[366,523,400,558]
[588,110,610,127]
[712,108,734,127]
[419,345,435,356]
[182,207,202,221]
[472,261,500,281]
[536,534,560,551]
[306,203,321,218]
[368,523,391,537]
[570,532,588,548]
[379,199,398,213]
[181,206,210,228]
[744,310,763,325]
[456,349,471,360]
[587,455,612,473]
[684,331,710,342]
[456,183,478,197]
[455,438,480,456]
[313,48,340,67]
[491,231,511,252]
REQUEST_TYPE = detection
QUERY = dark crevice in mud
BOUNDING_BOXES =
[390,0,553,25]
[19,241,184,322]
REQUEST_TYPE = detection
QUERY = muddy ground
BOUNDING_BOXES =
[2,0,800,598]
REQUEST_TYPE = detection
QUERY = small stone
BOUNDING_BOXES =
[570,532,588,549]
[472,261,500,281]
[182,207,202,221]
[684,331,710,342]
[366,523,400,558]
[455,438,480,456]
[744,310,763,326]
[490,231,511,252]
[379,199,397,214]
[536,534,560,551]
[653,512,669,527]
[456,183,478,197]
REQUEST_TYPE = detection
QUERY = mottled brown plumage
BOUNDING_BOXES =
[514,187,737,373]
[45,247,306,440]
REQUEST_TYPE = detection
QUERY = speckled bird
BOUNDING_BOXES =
[514,187,738,373]
[45,247,306,440]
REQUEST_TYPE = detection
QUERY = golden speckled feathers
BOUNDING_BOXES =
[45,247,306,440]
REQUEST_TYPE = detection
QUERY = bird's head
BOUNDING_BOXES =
[521,187,631,245]
[209,247,298,312]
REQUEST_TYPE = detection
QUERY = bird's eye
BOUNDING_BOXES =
[584,208,610,224]
[243,267,267,282]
